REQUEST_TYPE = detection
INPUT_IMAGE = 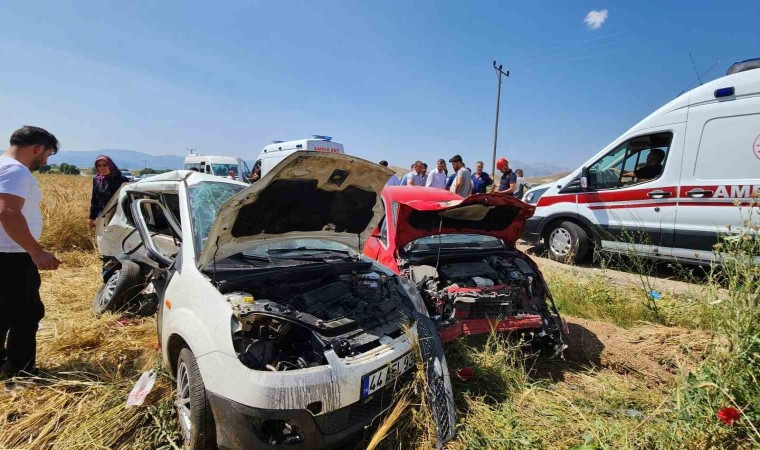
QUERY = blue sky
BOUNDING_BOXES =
[1,1,758,170]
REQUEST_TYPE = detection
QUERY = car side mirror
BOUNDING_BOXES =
[130,199,174,268]
[580,166,589,191]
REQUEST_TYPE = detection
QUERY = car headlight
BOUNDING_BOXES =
[398,276,428,316]
[524,187,549,205]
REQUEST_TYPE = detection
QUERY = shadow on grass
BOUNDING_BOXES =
[442,320,605,407]
[531,321,604,383]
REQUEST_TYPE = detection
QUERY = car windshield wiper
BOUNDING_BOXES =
[266,247,357,262]
[229,254,271,265]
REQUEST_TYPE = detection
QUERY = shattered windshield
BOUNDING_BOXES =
[188,181,246,253]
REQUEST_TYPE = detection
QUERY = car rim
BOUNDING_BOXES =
[176,361,192,442]
[98,270,120,308]
[549,228,572,256]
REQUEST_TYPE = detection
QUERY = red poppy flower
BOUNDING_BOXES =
[716,407,741,426]
[455,367,474,380]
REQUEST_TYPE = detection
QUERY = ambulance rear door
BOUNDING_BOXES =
[673,74,760,262]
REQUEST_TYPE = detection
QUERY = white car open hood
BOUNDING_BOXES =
[197,151,393,269]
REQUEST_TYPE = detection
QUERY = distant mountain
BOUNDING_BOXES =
[506,160,569,178]
[525,171,572,185]
[49,149,186,171]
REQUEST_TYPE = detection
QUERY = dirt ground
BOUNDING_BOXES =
[554,316,710,383]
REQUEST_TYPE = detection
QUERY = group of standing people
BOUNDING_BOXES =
[380,154,530,199]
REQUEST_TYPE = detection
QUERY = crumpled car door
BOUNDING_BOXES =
[414,311,457,448]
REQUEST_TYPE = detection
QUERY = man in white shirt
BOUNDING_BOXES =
[0,126,60,379]
[403,161,425,186]
[449,154,473,196]
[425,159,448,189]
[379,161,401,187]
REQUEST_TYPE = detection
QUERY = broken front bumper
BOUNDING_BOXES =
[208,386,397,450]
[437,315,544,343]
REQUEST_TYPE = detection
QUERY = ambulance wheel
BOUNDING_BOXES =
[545,221,589,264]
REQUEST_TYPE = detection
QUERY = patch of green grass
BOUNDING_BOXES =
[544,268,712,330]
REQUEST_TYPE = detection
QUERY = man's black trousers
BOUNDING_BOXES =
[0,252,44,371]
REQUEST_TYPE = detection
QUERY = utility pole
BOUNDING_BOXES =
[491,61,509,181]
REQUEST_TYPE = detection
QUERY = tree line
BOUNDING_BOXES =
[38,164,171,176]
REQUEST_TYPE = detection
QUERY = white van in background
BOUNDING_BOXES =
[253,135,344,177]
[521,58,760,265]
[183,154,252,183]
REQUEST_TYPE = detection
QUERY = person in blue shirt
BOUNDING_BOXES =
[471,161,493,194]
[446,172,456,189]
[379,160,401,186]
[402,161,425,186]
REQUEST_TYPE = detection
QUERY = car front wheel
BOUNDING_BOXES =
[92,260,144,316]
[176,348,215,449]
[545,221,589,264]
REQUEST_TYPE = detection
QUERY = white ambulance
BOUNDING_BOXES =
[521,58,760,265]
[183,155,252,183]
[253,135,344,177]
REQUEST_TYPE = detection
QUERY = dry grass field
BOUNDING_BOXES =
[0,174,756,449]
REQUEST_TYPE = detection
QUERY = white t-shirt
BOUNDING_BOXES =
[450,167,473,196]
[425,169,448,189]
[0,157,42,253]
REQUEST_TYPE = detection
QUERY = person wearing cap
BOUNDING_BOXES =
[425,159,448,189]
[471,160,493,194]
[493,157,517,196]
[448,154,473,196]
[379,160,401,187]
[0,126,61,379]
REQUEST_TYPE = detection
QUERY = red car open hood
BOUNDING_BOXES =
[393,193,535,250]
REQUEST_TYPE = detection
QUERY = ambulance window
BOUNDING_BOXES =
[588,132,672,190]
[694,114,760,180]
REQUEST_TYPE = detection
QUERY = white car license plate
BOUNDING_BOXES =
[361,352,415,399]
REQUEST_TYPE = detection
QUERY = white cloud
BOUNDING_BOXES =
[584,9,608,30]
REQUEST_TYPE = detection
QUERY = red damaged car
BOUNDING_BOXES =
[363,186,567,354]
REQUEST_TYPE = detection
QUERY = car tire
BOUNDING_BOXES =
[545,221,589,264]
[92,260,144,316]
[176,348,215,450]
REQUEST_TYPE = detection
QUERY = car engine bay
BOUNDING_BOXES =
[401,252,564,347]
[218,264,414,371]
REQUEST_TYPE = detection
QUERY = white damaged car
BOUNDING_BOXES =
[95,151,456,449]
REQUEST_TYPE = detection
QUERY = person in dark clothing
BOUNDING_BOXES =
[88,156,129,228]
[492,157,517,195]
[631,149,665,180]
[471,161,493,194]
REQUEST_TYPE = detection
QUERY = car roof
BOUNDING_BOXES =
[382,186,462,204]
